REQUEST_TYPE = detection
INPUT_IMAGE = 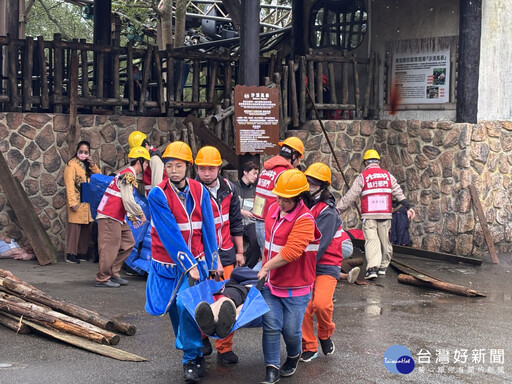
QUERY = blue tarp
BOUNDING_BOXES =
[178,279,269,338]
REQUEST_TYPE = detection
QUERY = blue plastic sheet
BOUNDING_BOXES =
[178,279,269,338]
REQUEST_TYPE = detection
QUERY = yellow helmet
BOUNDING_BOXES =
[162,141,193,163]
[195,146,222,167]
[278,137,304,158]
[128,131,147,149]
[128,146,150,161]
[363,149,380,161]
[272,169,309,198]
[304,162,331,185]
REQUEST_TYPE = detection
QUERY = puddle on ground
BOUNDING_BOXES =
[0,362,27,369]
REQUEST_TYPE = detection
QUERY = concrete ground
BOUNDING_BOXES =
[0,250,511,384]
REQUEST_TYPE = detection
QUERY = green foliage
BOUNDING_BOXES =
[26,0,93,41]
[112,0,158,46]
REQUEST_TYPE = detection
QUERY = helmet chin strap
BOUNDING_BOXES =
[170,176,187,185]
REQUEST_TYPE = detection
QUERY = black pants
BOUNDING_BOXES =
[243,223,261,269]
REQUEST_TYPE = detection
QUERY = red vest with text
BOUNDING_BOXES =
[360,167,393,215]
[142,149,167,196]
[263,202,320,289]
[209,178,234,251]
[151,179,205,264]
[310,201,348,266]
[254,165,289,220]
[97,167,134,221]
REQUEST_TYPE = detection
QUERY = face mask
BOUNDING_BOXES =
[77,153,88,161]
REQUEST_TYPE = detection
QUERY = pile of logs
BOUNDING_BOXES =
[0,268,146,361]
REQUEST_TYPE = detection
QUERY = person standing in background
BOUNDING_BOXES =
[63,141,101,264]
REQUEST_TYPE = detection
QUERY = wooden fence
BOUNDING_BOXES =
[0,34,380,143]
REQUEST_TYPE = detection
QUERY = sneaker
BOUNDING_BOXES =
[348,267,360,283]
[94,280,120,288]
[183,361,200,383]
[77,254,89,261]
[280,354,300,377]
[201,337,212,356]
[66,254,80,264]
[124,265,141,276]
[217,350,239,364]
[260,365,279,384]
[110,276,129,286]
[194,302,216,336]
[364,267,378,280]
[299,350,318,362]
[319,338,335,355]
[195,356,206,377]
[215,299,236,339]
[378,268,387,276]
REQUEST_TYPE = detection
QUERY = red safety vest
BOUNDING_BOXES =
[151,179,205,264]
[310,201,349,266]
[97,167,135,221]
[253,164,291,220]
[142,149,167,196]
[209,178,234,251]
[263,202,320,289]
[360,167,392,215]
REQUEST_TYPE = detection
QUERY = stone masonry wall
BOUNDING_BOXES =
[0,113,182,253]
[296,120,512,259]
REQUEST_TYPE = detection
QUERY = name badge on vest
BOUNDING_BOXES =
[253,195,265,217]
[368,195,388,211]
[98,195,109,211]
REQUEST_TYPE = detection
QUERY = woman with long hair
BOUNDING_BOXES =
[63,141,101,264]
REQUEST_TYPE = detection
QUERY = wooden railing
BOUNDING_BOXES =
[0,34,380,137]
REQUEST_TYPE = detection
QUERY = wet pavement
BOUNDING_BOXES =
[1,250,511,384]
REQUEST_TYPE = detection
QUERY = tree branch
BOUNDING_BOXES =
[36,0,71,40]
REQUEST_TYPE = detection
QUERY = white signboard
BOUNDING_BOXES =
[391,50,450,104]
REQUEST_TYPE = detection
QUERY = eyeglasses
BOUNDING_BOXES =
[165,163,186,171]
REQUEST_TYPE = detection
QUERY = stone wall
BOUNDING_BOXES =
[0,113,181,252]
[296,119,512,258]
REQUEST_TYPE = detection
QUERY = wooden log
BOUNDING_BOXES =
[353,56,361,118]
[113,50,121,114]
[299,56,306,124]
[23,36,34,111]
[314,103,356,110]
[282,64,289,123]
[187,121,198,154]
[96,52,104,99]
[363,52,374,118]
[214,104,222,139]
[207,61,218,103]
[0,275,116,332]
[305,53,369,64]
[175,60,185,102]
[288,60,299,127]
[8,36,19,110]
[80,39,89,97]
[223,61,232,102]
[0,160,56,265]
[53,34,63,112]
[192,59,200,103]
[139,45,152,113]
[37,36,49,109]
[274,72,285,138]
[397,274,485,297]
[2,313,147,361]
[327,62,337,104]
[127,42,134,111]
[469,185,499,263]
[66,53,80,152]
[373,53,380,117]
[342,51,349,106]
[345,257,363,267]
[0,294,118,345]
[0,312,31,334]
[153,50,166,114]
[112,320,136,337]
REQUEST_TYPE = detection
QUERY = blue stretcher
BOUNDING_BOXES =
[178,277,269,338]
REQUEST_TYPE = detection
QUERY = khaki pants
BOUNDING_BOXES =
[362,219,393,270]
[96,218,135,283]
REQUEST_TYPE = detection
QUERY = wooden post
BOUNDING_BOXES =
[127,42,134,111]
[397,274,485,297]
[37,36,49,109]
[353,56,361,118]
[192,59,199,103]
[154,49,165,114]
[469,185,499,263]
[327,62,337,104]
[80,39,89,98]
[166,45,175,116]
[282,64,289,124]
[23,36,34,111]
[299,56,306,124]
[307,54,315,120]
[373,53,380,117]
[207,61,218,103]
[315,61,323,118]
[67,54,80,151]
[113,49,120,114]
[363,52,375,118]
[187,121,197,155]
[175,60,184,102]
[456,0,482,123]
[0,153,56,265]
[138,45,152,113]
[8,35,18,110]
[96,51,104,99]
[53,34,63,113]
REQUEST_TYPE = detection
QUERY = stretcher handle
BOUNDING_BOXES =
[256,278,265,291]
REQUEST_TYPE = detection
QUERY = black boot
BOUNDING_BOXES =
[183,361,199,383]
[195,356,206,377]
[280,354,301,377]
[260,365,279,384]
[194,301,216,336]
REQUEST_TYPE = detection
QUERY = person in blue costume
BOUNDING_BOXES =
[145,141,222,383]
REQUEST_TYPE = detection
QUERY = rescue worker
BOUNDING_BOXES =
[253,137,305,252]
[95,146,149,288]
[257,169,320,384]
[195,146,245,364]
[145,141,221,383]
[337,149,415,279]
[300,163,349,362]
[128,130,166,196]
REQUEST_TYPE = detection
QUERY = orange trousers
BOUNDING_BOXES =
[215,264,234,353]
[302,274,337,352]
